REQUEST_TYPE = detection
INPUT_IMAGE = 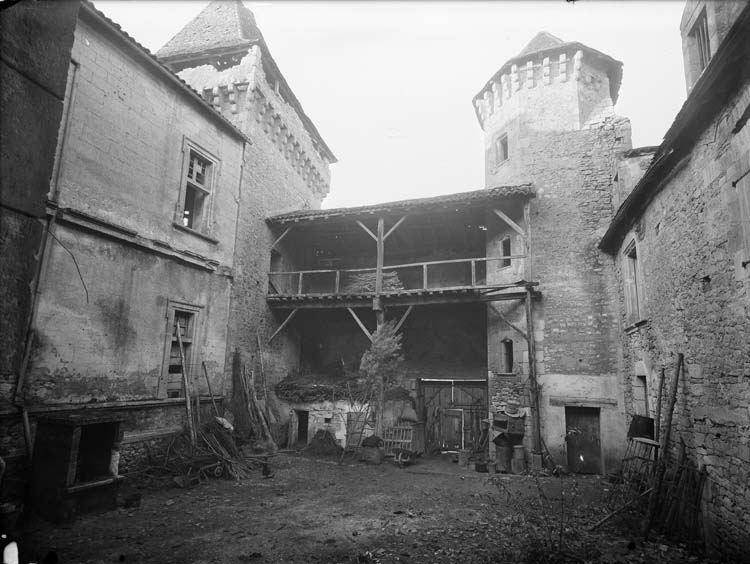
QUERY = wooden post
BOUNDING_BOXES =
[645,353,683,539]
[376,217,384,296]
[524,287,542,454]
[175,321,196,446]
[422,264,428,289]
[654,367,665,443]
[202,361,220,417]
[374,217,385,327]
[297,272,303,295]
[471,260,476,287]
[523,201,532,281]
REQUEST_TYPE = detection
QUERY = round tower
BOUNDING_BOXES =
[473,32,624,187]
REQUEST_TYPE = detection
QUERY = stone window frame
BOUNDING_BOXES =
[159,300,204,399]
[622,239,644,326]
[500,235,512,268]
[736,170,750,267]
[174,138,221,241]
[689,7,711,75]
[494,133,509,166]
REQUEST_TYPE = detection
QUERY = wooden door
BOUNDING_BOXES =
[418,379,487,452]
[565,407,601,474]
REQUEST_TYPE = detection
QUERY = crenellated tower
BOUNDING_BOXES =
[157,0,335,208]
[475,32,634,473]
[473,32,625,187]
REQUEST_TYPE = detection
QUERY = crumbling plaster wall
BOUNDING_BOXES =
[28,226,232,403]
[614,76,750,558]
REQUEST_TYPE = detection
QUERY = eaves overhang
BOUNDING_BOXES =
[599,2,750,255]
[266,184,536,225]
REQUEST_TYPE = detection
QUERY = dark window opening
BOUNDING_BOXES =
[181,150,212,232]
[500,236,512,268]
[502,339,514,373]
[495,134,509,164]
[690,9,711,73]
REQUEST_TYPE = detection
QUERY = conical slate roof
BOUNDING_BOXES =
[516,31,566,58]
[156,0,263,60]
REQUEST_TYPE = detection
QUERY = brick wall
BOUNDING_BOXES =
[613,74,750,558]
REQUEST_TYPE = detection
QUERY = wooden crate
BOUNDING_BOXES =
[382,425,414,455]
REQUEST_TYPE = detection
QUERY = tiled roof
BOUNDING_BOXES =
[154,0,336,163]
[156,0,263,60]
[267,184,535,223]
[517,31,566,58]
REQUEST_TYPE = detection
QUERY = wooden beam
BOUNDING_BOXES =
[393,305,414,334]
[356,220,377,241]
[525,287,542,454]
[384,216,407,240]
[268,289,537,309]
[488,302,528,341]
[523,201,532,281]
[375,217,384,299]
[268,309,298,343]
[271,226,293,250]
[347,307,373,341]
[493,208,526,239]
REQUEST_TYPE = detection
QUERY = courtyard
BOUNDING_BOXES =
[20,453,709,564]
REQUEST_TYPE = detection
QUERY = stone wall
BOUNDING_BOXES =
[613,73,750,558]
[0,0,79,411]
[178,45,333,403]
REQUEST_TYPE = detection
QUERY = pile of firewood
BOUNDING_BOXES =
[342,271,404,293]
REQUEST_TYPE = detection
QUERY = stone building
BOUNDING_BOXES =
[0,0,334,502]
[472,31,631,473]
[263,31,634,475]
[600,1,750,558]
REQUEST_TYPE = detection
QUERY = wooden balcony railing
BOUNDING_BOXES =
[268,255,526,296]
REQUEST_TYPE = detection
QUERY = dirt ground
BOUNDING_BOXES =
[18,453,711,564]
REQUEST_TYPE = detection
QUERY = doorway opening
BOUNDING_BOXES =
[565,406,601,474]
[295,409,309,444]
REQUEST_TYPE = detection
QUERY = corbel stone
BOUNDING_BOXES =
[573,50,583,81]
[526,60,534,89]
[491,81,502,111]
[559,53,568,82]
[483,90,493,117]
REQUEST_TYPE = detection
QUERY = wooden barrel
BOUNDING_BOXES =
[458,449,471,467]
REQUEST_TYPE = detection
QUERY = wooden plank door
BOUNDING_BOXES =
[418,380,487,452]
[565,406,601,474]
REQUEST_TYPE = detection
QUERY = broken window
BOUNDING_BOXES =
[500,236,512,268]
[495,134,508,165]
[623,240,643,325]
[178,144,216,234]
[690,9,711,75]
[163,303,201,398]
